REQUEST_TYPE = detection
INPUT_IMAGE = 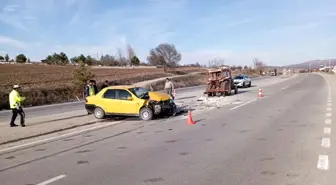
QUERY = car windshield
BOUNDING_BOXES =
[129,87,149,98]
[234,76,244,79]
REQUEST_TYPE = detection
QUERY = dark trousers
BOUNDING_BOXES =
[10,107,25,126]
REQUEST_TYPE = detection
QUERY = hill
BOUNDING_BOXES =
[283,59,336,69]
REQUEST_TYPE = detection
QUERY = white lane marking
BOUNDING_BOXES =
[0,121,122,154]
[327,99,332,103]
[325,119,332,124]
[327,103,332,107]
[37,175,66,185]
[230,99,257,110]
[296,80,301,83]
[282,85,289,90]
[327,107,332,112]
[326,113,332,117]
[324,127,331,134]
[321,138,331,148]
[317,155,329,170]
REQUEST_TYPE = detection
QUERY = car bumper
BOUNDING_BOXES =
[234,81,244,87]
[153,101,176,115]
[85,104,95,114]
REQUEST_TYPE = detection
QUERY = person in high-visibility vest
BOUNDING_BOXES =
[84,80,96,98]
[9,85,26,127]
[92,80,98,94]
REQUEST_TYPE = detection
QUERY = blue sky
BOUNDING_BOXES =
[0,0,335,66]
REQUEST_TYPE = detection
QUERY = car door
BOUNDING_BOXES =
[115,89,139,115]
[100,89,119,114]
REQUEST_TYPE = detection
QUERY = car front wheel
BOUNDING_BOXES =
[94,107,105,119]
[140,107,154,121]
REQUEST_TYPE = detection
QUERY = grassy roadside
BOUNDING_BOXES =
[0,73,173,110]
[0,69,259,110]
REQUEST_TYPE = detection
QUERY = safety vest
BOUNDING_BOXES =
[9,90,25,109]
[88,85,95,96]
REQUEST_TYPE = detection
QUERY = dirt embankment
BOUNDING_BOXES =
[0,65,204,110]
[143,73,208,91]
[0,65,259,110]
[140,71,261,91]
[0,73,172,110]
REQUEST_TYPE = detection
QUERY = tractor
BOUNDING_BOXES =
[204,66,238,97]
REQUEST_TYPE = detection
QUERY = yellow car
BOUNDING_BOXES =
[85,85,177,121]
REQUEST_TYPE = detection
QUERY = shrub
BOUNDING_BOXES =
[72,62,95,90]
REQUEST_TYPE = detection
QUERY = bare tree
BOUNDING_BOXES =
[100,54,119,66]
[253,58,265,69]
[117,48,128,66]
[126,44,136,63]
[208,58,225,68]
[253,57,265,74]
[146,43,182,68]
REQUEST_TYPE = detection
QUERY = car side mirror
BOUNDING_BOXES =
[127,97,133,101]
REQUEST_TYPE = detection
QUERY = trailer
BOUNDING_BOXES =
[269,68,277,76]
[204,66,238,97]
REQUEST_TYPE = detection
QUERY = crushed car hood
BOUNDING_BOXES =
[148,92,171,101]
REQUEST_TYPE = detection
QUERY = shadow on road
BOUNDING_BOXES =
[237,85,257,88]
[175,96,197,100]
[194,119,205,123]
[102,116,140,122]
[236,90,249,95]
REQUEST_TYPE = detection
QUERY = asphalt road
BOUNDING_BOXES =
[0,76,273,123]
[0,73,333,185]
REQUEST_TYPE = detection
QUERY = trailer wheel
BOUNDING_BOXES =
[226,82,232,96]
[221,81,226,97]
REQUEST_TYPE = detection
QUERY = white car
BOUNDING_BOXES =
[233,75,251,88]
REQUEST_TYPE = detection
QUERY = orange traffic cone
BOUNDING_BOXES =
[258,88,263,98]
[187,110,195,125]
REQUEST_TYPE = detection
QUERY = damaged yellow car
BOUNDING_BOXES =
[85,85,176,121]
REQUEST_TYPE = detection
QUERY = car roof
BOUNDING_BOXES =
[105,85,135,90]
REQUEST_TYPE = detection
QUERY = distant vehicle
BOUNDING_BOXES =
[85,86,176,121]
[233,75,251,88]
[269,68,277,76]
